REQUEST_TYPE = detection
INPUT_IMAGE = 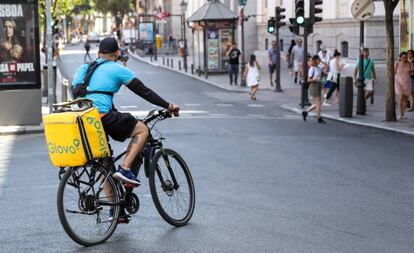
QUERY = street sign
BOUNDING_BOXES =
[351,0,375,21]
[239,0,247,6]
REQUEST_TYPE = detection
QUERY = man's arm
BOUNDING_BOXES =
[126,78,170,109]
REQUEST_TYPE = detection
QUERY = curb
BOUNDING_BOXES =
[280,104,414,136]
[129,52,267,93]
[0,125,44,136]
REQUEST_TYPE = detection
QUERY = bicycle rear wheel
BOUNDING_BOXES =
[57,164,120,246]
[149,149,195,226]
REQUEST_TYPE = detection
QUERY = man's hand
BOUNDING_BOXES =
[168,104,180,117]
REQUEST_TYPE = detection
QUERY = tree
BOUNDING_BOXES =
[383,0,399,121]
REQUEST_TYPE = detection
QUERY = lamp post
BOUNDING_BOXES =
[180,0,188,72]
[239,0,247,86]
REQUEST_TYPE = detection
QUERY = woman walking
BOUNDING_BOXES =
[302,55,326,123]
[407,50,414,111]
[243,54,261,100]
[323,50,345,106]
[395,52,413,119]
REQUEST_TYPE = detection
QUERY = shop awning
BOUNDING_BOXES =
[187,0,238,22]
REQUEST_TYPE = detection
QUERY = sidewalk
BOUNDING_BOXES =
[130,51,414,136]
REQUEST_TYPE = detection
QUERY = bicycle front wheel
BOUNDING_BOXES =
[149,149,195,226]
[57,164,120,246]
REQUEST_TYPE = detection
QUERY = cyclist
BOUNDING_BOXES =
[72,37,179,186]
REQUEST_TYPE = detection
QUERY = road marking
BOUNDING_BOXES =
[248,104,265,107]
[0,136,15,196]
[184,103,201,107]
[120,105,138,109]
[216,103,234,107]
[120,110,208,117]
[247,114,266,117]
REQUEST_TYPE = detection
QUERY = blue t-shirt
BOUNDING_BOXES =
[72,58,135,113]
[268,48,277,65]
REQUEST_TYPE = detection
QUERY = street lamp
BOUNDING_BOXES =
[180,0,188,72]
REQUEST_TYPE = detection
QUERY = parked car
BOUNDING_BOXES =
[70,33,80,45]
[87,32,100,43]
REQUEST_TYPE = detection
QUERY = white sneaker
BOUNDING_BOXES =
[323,101,331,107]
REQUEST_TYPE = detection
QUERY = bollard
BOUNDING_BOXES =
[61,79,69,102]
[167,58,170,67]
[171,59,174,68]
[191,64,194,74]
[42,65,48,97]
[339,76,353,117]
[179,61,182,71]
[204,66,208,79]
[198,66,201,77]
[150,54,153,62]
[163,57,165,65]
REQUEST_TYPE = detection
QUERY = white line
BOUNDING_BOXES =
[184,103,201,107]
[120,105,138,109]
[216,104,234,107]
[0,136,15,196]
[247,114,266,117]
[248,104,265,107]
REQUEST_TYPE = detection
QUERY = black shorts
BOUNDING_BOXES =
[269,64,276,74]
[101,110,137,142]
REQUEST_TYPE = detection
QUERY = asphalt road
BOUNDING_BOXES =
[0,45,413,253]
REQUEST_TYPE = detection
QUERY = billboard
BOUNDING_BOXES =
[139,23,154,42]
[0,1,40,90]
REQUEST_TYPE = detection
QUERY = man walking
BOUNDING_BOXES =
[268,41,277,87]
[84,39,92,62]
[226,42,242,85]
[353,48,377,101]
[291,38,304,84]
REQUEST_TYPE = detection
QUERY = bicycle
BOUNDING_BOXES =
[56,108,196,246]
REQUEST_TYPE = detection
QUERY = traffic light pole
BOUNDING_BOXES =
[275,8,283,92]
[300,21,310,108]
[356,21,366,115]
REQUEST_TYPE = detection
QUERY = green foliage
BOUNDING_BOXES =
[93,0,132,16]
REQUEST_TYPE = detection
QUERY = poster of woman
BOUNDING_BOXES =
[0,2,39,87]
[400,0,411,53]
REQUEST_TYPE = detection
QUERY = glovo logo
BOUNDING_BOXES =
[48,139,81,154]
[86,116,109,157]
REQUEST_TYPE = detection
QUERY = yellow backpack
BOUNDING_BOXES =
[43,99,110,167]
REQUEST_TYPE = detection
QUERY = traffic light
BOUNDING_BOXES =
[267,17,276,34]
[295,0,305,26]
[288,18,299,35]
[310,0,323,24]
[276,7,286,27]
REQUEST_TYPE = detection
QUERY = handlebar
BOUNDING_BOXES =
[142,108,179,125]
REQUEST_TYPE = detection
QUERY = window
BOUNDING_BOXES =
[316,40,323,52]
[341,41,349,57]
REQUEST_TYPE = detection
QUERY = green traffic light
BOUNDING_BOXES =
[268,27,275,33]
[296,16,305,25]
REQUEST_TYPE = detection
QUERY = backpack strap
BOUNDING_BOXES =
[73,60,114,98]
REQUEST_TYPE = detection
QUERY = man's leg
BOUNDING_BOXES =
[229,65,233,85]
[122,121,149,169]
[234,65,239,85]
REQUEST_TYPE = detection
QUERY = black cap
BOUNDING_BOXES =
[99,37,119,54]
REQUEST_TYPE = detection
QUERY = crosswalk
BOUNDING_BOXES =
[118,102,303,120]
[0,136,15,196]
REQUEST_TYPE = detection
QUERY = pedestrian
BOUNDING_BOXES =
[353,48,377,101]
[286,40,296,75]
[395,52,413,120]
[84,39,92,62]
[407,49,414,111]
[302,55,326,124]
[226,42,242,86]
[268,40,277,87]
[324,50,345,106]
[168,34,174,49]
[243,54,261,100]
[292,38,304,84]
[318,46,331,100]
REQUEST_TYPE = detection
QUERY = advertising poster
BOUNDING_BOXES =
[139,23,154,42]
[207,29,219,70]
[220,29,232,69]
[0,1,40,90]
[400,0,411,52]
